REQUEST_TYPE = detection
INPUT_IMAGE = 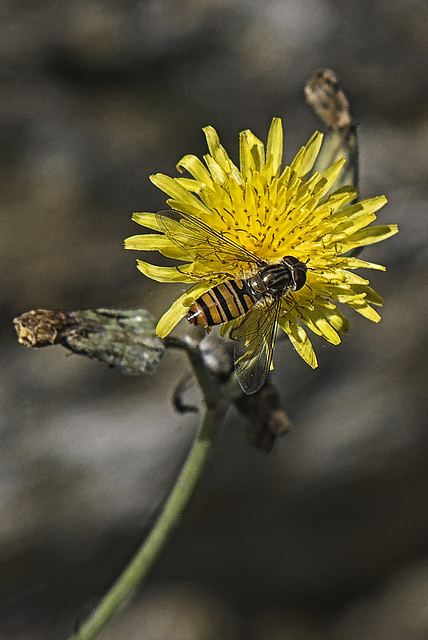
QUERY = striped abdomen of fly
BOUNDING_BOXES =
[187,256,307,328]
[187,279,258,327]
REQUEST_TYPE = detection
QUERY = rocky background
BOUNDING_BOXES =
[2,1,428,638]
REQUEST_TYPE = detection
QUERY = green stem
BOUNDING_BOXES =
[68,345,230,640]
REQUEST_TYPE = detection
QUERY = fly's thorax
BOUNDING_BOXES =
[248,256,307,298]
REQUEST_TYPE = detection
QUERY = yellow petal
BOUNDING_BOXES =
[346,297,382,322]
[136,261,196,283]
[309,306,342,344]
[344,224,399,248]
[266,117,283,175]
[342,257,386,272]
[125,233,177,251]
[279,315,318,368]
[337,271,370,285]
[314,158,346,197]
[243,128,266,172]
[174,177,205,192]
[297,308,323,337]
[164,198,213,218]
[345,195,388,217]
[131,212,162,231]
[317,185,359,214]
[326,195,388,230]
[289,131,323,178]
[323,306,349,334]
[176,154,214,185]
[203,126,233,173]
[203,154,228,185]
[350,284,383,305]
[239,130,257,180]
[150,173,205,209]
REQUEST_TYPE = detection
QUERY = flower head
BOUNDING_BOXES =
[125,118,397,379]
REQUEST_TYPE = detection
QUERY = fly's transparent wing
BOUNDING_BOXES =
[156,209,262,270]
[231,300,281,394]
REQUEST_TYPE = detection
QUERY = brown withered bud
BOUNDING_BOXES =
[305,68,354,132]
[13,309,74,347]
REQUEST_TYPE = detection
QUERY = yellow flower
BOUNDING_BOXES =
[125,118,398,391]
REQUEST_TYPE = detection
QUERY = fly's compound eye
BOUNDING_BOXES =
[293,264,307,290]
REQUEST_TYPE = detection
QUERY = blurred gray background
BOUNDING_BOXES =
[2,1,428,638]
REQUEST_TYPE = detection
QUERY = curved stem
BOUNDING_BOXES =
[69,341,233,640]
[68,351,230,640]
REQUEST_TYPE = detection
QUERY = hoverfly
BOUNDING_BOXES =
[156,210,307,394]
